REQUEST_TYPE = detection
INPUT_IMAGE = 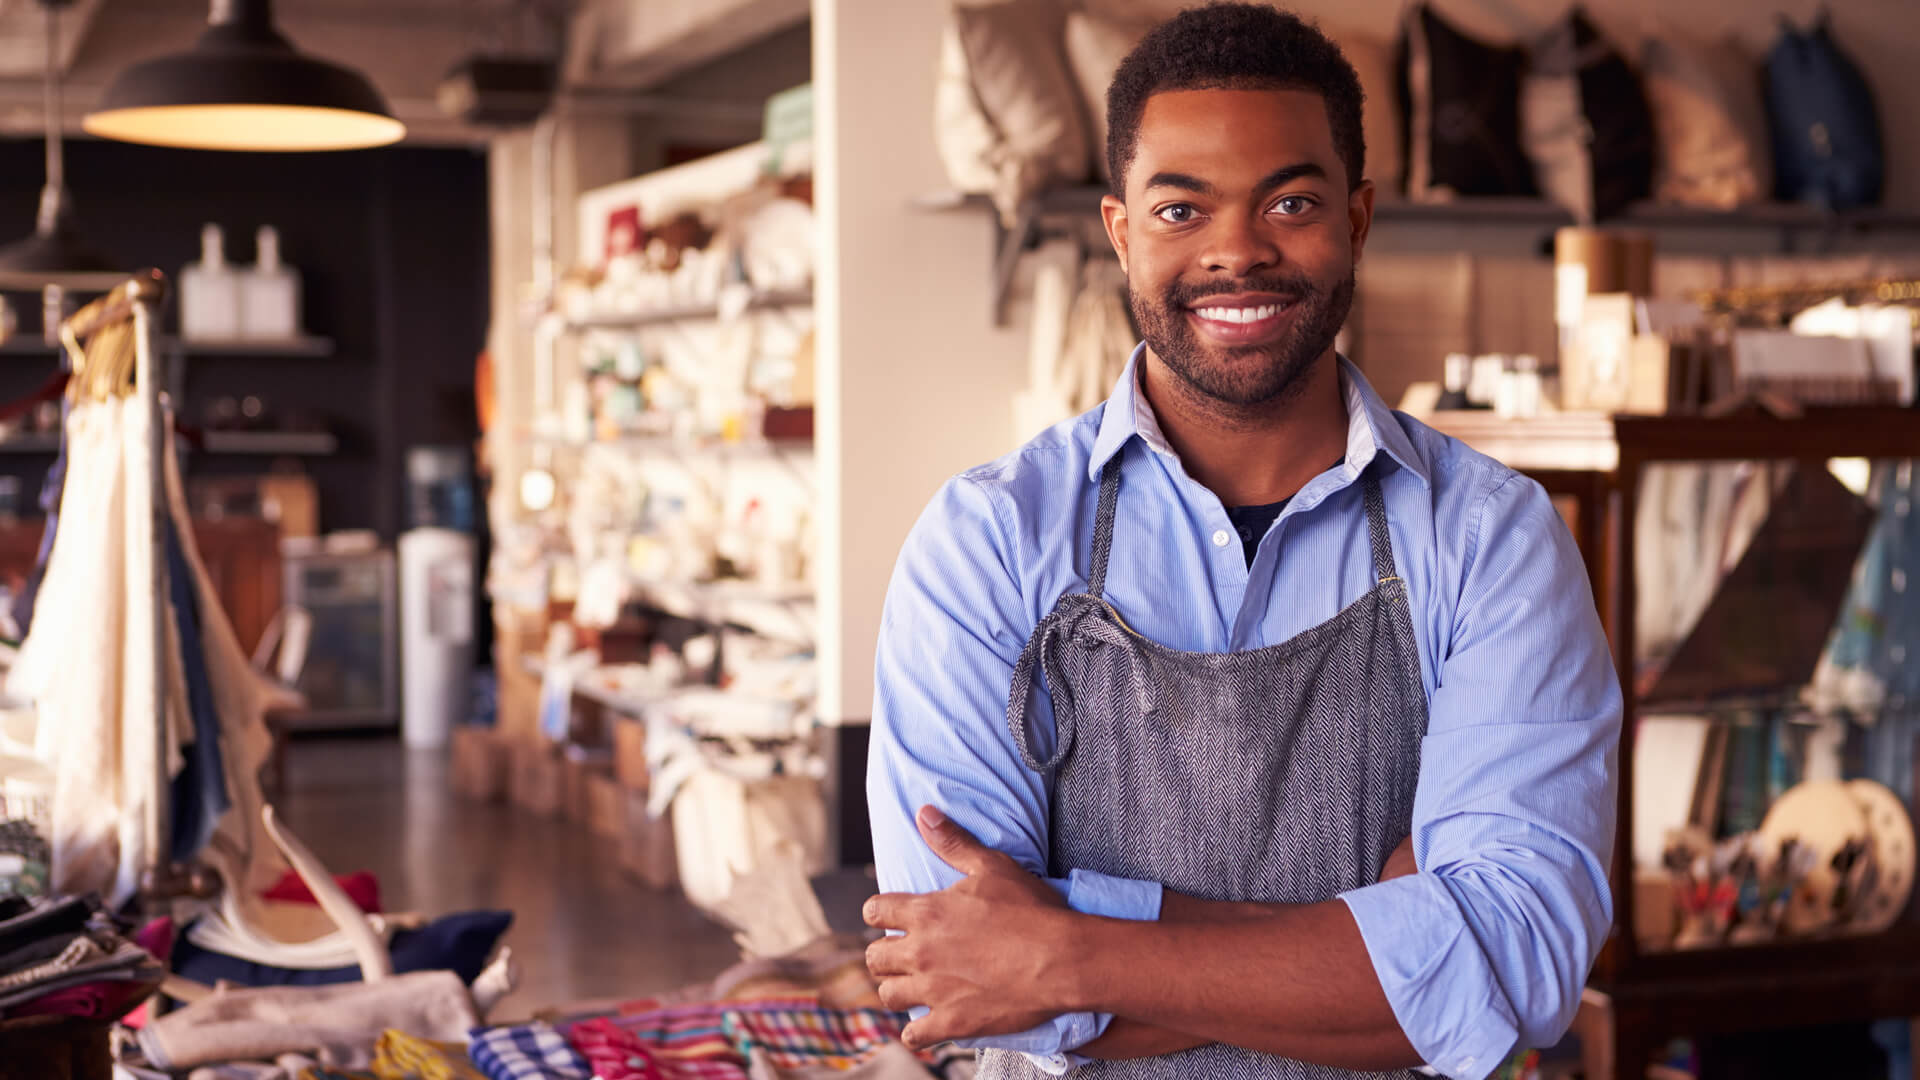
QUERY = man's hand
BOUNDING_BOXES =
[864,806,1071,1048]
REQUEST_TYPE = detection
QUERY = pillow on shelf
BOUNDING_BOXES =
[1063,12,1153,186]
[1522,7,1655,222]
[1337,29,1404,199]
[1061,12,1400,196]
[945,0,1091,224]
[1398,4,1536,203]
[1641,29,1772,210]
[933,22,1003,200]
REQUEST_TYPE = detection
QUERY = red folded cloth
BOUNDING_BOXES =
[261,870,383,914]
[11,976,157,1021]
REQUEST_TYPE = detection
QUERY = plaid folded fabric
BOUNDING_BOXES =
[568,1017,747,1080]
[581,997,819,1066]
[468,1021,591,1080]
[373,1029,485,1080]
[719,1006,905,1071]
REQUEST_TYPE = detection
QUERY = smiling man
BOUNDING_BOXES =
[864,6,1619,1080]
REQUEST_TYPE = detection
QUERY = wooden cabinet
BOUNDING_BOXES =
[0,516,281,655]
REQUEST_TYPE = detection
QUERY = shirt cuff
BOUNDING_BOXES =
[991,870,1164,1073]
[1339,873,1521,1080]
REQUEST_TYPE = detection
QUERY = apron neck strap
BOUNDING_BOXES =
[1362,471,1397,584]
[1088,456,1122,599]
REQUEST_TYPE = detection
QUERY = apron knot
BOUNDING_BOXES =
[1006,592,1157,773]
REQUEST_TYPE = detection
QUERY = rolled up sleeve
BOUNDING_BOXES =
[870,475,1164,1071]
[1340,472,1620,1079]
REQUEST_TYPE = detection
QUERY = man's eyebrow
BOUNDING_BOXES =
[1142,171,1217,197]
[1256,163,1328,191]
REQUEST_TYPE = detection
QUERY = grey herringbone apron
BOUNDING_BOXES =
[980,457,1427,1080]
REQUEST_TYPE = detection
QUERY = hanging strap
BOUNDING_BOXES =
[1087,456,1121,599]
[1362,473,1399,585]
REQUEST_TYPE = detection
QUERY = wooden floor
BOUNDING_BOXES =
[276,734,871,1020]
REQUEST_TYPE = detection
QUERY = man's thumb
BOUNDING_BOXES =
[916,805,989,873]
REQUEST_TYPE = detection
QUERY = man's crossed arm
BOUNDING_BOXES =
[865,806,1423,1070]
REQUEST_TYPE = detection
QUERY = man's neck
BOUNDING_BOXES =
[1138,348,1348,508]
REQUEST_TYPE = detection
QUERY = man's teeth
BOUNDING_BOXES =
[1194,304,1281,323]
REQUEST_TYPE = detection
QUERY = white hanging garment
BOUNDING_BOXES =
[1062,264,1136,415]
[1011,259,1075,442]
[10,395,182,906]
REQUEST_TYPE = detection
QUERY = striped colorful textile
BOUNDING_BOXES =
[571,997,819,1066]
[468,1020,591,1080]
[719,1005,905,1071]
[568,1016,747,1080]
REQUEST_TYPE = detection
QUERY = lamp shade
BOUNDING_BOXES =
[83,0,405,152]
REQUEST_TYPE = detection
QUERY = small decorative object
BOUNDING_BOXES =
[1760,779,1871,936]
[1844,779,1914,934]
[237,225,301,341]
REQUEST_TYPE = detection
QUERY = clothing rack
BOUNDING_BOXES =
[55,270,213,904]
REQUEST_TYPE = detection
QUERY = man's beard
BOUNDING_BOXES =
[1130,267,1355,410]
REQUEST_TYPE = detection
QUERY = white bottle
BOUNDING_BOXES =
[239,225,301,341]
[180,223,240,342]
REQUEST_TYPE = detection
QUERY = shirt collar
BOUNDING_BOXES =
[1088,343,1432,490]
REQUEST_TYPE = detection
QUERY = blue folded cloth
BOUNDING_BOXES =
[171,909,511,987]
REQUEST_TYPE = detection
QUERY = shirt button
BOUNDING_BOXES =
[1211,529,1232,548]
[1458,1057,1476,1072]
[1894,569,1908,593]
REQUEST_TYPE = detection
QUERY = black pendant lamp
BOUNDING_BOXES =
[83,0,406,152]
[0,0,122,294]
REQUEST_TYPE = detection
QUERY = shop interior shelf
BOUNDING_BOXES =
[198,430,338,455]
[179,336,336,358]
[0,338,59,358]
[0,432,60,453]
[563,288,813,331]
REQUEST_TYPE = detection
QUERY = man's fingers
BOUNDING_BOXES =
[877,975,930,1012]
[865,934,913,977]
[902,1013,956,1052]
[915,805,997,875]
[863,892,924,931]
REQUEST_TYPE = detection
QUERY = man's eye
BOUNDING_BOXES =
[1273,196,1314,215]
[1155,205,1196,224]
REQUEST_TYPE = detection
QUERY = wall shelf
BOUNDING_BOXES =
[0,433,60,453]
[180,336,336,358]
[198,431,339,456]
[564,288,813,332]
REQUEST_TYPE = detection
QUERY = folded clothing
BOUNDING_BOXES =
[580,998,819,1067]
[5,972,159,1021]
[720,1006,905,1073]
[140,969,480,1071]
[371,1029,483,1080]
[263,871,383,915]
[570,1017,746,1080]
[468,1021,590,1080]
[747,1041,942,1080]
[0,894,91,958]
[174,910,511,987]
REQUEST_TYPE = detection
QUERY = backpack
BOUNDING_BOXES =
[1764,14,1883,211]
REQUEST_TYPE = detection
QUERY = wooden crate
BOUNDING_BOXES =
[618,788,678,890]
[612,715,650,791]
[450,726,509,802]
[509,739,564,818]
[586,772,624,840]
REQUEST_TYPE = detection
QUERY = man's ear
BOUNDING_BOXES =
[1101,193,1130,275]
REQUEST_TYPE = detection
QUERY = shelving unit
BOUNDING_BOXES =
[178,336,336,358]
[563,289,813,332]
[0,433,60,453]
[1438,406,1920,1080]
[197,431,338,456]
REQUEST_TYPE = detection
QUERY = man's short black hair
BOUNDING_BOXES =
[1106,3,1366,195]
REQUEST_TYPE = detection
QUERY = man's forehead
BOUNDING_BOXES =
[1133,87,1337,177]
